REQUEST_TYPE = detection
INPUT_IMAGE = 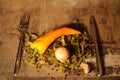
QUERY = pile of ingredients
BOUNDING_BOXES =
[23,22,94,74]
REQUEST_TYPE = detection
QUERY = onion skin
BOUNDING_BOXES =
[55,47,70,62]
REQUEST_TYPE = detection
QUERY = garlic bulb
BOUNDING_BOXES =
[55,47,70,62]
[80,62,90,73]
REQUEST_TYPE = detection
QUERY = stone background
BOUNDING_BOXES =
[0,0,120,80]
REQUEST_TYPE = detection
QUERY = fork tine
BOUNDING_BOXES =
[19,14,30,32]
[20,15,30,25]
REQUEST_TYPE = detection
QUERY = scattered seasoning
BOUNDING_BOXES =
[56,69,58,71]
[51,68,54,70]
[64,77,67,80]
[48,73,50,75]
[50,77,53,80]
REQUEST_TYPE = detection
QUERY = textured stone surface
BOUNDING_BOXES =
[0,0,120,80]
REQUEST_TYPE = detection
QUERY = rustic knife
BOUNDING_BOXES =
[89,15,103,76]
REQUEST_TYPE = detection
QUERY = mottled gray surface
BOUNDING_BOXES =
[0,0,120,80]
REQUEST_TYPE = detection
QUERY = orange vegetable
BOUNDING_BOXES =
[30,27,81,54]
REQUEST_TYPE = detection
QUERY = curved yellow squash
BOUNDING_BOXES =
[30,27,81,54]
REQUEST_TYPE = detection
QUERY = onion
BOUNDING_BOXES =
[55,47,70,62]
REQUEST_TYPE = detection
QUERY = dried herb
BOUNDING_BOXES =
[23,27,94,73]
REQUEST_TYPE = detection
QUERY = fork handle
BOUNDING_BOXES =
[14,33,25,76]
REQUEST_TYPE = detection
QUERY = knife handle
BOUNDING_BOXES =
[94,40,103,76]
[14,34,25,76]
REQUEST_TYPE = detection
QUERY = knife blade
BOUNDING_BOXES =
[89,15,103,76]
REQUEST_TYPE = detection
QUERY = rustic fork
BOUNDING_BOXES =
[14,14,30,76]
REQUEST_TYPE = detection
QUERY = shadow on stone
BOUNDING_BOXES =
[62,19,89,34]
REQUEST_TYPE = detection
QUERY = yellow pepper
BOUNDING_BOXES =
[30,27,81,54]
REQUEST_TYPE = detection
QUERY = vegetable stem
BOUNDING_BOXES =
[32,48,38,57]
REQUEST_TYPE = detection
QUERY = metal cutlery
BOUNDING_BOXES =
[89,15,103,76]
[14,14,30,76]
